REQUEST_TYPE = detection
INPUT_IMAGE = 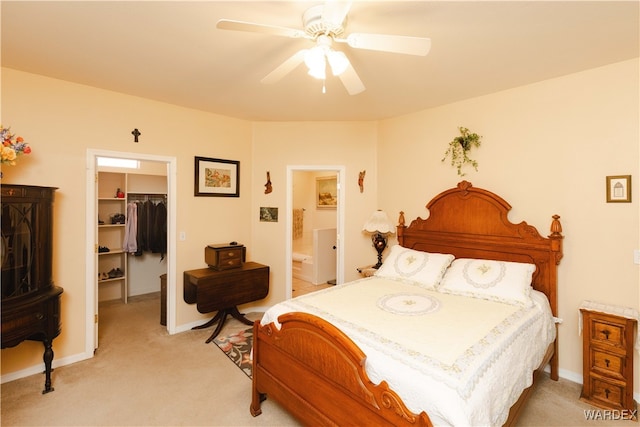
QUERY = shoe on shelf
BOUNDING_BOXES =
[108,268,118,279]
[114,268,124,277]
[101,272,109,281]
[98,246,110,253]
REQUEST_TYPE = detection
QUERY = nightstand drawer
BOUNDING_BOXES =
[589,376,626,409]
[590,318,624,348]
[591,349,625,380]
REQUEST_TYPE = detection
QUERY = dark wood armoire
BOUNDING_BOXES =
[1,184,63,393]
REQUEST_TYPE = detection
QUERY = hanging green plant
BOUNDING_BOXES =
[441,126,482,176]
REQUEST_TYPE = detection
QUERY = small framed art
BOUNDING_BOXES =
[606,175,631,203]
[316,176,337,209]
[194,156,239,197]
[259,207,278,222]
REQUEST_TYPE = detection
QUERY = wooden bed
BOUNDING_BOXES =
[251,181,563,426]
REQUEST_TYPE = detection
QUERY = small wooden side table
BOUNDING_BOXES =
[184,262,269,343]
[580,306,637,418]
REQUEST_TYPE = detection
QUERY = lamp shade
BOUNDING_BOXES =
[362,210,395,234]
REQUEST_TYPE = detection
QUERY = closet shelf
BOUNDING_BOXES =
[98,249,125,256]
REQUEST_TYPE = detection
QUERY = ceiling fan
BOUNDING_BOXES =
[216,1,431,95]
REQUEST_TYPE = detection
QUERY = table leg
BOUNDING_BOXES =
[192,311,222,330]
[202,306,253,343]
[42,339,55,394]
[229,306,253,326]
[205,309,231,343]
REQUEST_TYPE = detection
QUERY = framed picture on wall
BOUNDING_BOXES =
[606,175,631,203]
[259,207,278,222]
[194,156,239,197]
[316,176,337,209]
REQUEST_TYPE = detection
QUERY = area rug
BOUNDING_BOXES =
[213,326,253,379]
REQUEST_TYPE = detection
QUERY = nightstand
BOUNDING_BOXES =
[580,305,637,417]
[357,265,377,277]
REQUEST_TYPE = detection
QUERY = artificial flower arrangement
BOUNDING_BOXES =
[1,126,31,165]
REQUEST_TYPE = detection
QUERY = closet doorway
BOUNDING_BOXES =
[85,149,177,354]
[287,166,345,298]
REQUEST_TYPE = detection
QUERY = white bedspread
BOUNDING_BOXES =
[261,277,556,426]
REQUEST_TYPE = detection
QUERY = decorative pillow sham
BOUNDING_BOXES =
[374,245,455,290]
[438,258,536,307]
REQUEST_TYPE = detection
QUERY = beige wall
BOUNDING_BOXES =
[250,121,379,305]
[2,58,639,398]
[377,58,640,388]
[1,68,254,374]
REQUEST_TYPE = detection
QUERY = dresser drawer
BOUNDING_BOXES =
[580,308,636,415]
[588,376,626,409]
[590,348,625,380]
[590,317,625,348]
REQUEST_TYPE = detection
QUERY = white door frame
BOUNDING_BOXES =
[286,165,345,298]
[85,149,177,356]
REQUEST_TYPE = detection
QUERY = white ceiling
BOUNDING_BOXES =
[2,1,638,121]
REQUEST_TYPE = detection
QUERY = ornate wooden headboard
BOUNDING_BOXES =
[397,181,563,317]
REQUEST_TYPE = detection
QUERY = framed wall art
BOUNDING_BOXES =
[260,207,278,222]
[606,175,631,203]
[316,176,337,209]
[194,156,239,197]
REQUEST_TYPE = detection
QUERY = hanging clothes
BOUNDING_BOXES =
[131,197,167,260]
[150,200,167,258]
[123,202,138,253]
[134,200,148,255]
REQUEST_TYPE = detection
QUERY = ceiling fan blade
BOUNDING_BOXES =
[343,33,431,56]
[261,49,307,84]
[216,19,306,39]
[322,1,352,27]
[338,62,365,95]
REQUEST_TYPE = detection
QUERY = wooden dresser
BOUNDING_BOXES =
[580,308,637,417]
[1,184,64,394]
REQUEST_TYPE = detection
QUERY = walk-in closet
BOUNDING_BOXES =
[96,159,168,313]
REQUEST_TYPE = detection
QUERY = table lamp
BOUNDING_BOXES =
[362,210,395,269]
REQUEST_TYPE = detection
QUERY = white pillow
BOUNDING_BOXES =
[374,245,455,290]
[438,258,536,307]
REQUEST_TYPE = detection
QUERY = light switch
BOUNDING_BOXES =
[634,249,640,265]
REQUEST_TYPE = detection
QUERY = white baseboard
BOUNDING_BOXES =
[1,350,92,385]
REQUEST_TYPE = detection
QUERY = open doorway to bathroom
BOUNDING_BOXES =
[291,169,338,297]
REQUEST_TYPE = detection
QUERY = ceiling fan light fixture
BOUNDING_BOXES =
[305,45,327,80]
[327,49,348,76]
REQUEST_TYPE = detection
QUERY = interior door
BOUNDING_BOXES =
[313,228,337,285]
[93,173,99,350]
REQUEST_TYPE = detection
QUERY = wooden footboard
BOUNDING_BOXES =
[251,312,555,427]
[251,313,433,426]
